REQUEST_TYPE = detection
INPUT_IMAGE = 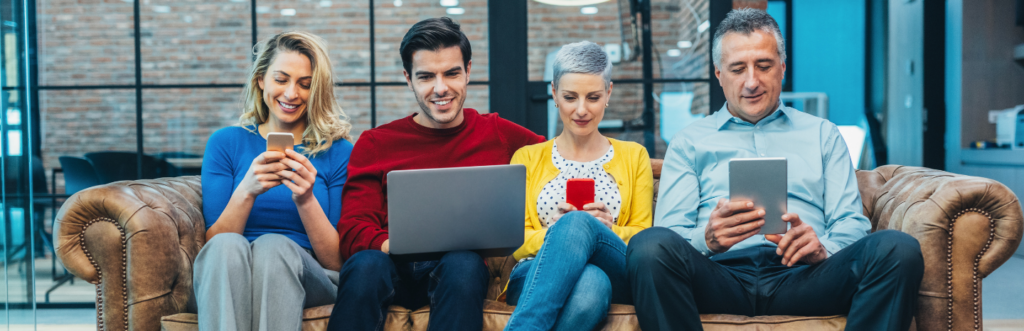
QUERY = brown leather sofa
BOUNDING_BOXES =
[54,164,1023,331]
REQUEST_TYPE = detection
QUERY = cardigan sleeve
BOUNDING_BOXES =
[609,144,654,244]
[511,148,547,261]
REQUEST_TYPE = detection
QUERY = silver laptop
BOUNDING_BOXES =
[386,164,526,261]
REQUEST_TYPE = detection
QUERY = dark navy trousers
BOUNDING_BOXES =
[326,250,489,331]
[627,228,924,331]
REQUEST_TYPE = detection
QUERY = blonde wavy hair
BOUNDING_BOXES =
[239,31,351,156]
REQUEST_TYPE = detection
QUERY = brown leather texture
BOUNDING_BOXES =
[55,176,206,331]
[56,165,1023,331]
[857,165,1023,331]
[158,302,840,331]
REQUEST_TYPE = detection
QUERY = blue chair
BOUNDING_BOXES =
[154,152,203,176]
[58,156,102,196]
[84,151,175,183]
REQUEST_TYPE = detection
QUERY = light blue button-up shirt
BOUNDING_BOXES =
[655,103,870,257]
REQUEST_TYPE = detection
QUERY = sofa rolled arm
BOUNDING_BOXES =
[859,165,1023,331]
[54,176,206,331]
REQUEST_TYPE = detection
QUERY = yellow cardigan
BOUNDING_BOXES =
[510,138,655,261]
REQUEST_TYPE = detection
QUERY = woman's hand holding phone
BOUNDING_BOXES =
[582,202,614,229]
[275,149,319,204]
[551,201,614,229]
[558,178,612,228]
[238,151,288,198]
[551,202,576,224]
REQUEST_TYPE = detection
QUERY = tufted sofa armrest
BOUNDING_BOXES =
[856,165,1023,331]
[54,176,206,331]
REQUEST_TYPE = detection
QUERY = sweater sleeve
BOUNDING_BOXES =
[337,132,390,261]
[497,116,546,156]
[510,148,546,261]
[610,145,654,244]
[201,128,237,229]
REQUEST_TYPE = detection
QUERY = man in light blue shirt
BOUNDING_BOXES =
[626,8,923,331]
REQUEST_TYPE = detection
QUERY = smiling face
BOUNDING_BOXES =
[554,73,610,138]
[257,51,312,130]
[715,29,786,124]
[403,46,471,129]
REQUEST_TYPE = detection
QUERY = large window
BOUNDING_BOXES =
[17,0,497,311]
[4,1,712,323]
[526,0,711,158]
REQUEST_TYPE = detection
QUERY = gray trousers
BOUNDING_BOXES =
[194,233,339,331]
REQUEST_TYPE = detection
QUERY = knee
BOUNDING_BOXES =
[198,233,249,267]
[548,211,603,240]
[569,265,612,310]
[251,234,302,271]
[439,250,485,270]
[552,211,599,230]
[341,250,394,281]
[436,251,488,288]
[337,250,396,301]
[865,230,924,272]
[626,227,684,267]
[251,234,301,260]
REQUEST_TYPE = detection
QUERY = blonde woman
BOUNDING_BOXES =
[503,41,653,330]
[194,31,353,331]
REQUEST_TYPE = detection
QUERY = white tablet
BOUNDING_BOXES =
[729,157,788,234]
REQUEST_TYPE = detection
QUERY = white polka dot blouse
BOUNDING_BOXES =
[536,141,622,228]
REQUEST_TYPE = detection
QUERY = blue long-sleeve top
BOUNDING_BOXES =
[655,104,871,257]
[201,125,353,250]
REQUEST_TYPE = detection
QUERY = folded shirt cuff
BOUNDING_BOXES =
[687,227,716,257]
[819,238,841,258]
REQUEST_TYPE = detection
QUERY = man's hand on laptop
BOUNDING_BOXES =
[765,213,827,267]
[706,199,766,253]
[381,239,390,254]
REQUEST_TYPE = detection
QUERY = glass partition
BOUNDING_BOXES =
[8,0,709,329]
[4,0,36,328]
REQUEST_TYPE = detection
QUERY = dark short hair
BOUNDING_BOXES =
[399,17,472,74]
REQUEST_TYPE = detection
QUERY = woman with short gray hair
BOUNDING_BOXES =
[501,41,654,331]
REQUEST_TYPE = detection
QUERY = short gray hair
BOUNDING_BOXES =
[711,8,786,68]
[551,41,612,89]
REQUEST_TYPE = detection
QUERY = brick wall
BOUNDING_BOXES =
[38,0,708,190]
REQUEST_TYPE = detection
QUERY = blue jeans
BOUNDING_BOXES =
[326,250,489,331]
[505,211,631,331]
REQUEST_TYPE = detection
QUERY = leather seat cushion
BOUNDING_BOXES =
[160,301,846,331]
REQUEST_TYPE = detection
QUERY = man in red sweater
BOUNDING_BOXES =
[326,17,545,331]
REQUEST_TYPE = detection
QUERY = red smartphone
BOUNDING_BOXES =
[566,178,595,211]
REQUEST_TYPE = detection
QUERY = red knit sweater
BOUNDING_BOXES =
[337,109,545,260]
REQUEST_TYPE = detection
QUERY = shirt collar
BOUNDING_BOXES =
[714,102,788,130]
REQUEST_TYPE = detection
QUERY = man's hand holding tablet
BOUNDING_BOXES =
[722,157,827,266]
[766,214,828,266]
[705,199,766,253]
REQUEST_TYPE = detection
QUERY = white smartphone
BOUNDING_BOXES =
[266,132,295,153]
[729,157,788,234]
